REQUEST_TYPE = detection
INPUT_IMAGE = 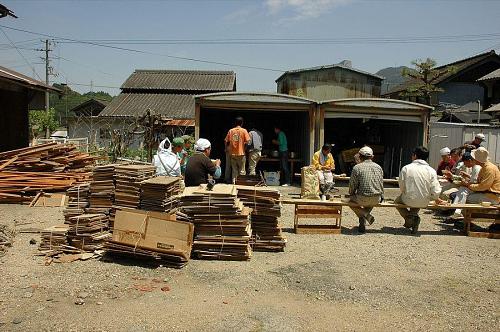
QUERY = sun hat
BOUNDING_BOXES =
[194,138,211,151]
[471,147,489,163]
[475,133,486,141]
[440,147,451,156]
[359,146,374,157]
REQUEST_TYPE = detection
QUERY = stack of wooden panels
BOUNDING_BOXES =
[235,175,266,186]
[179,185,252,260]
[89,164,116,209]
[105,241,189,268]
[114,165,156,209]
[66,213,111,251]
[236,185,286,252]
[140,176,181,213]
[39,224,69,255]
[63,183,90,222]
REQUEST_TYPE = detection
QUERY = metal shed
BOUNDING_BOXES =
[318,98,433,177]
[195,92,317,177]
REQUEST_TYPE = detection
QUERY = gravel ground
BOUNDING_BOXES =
[0,185,499,331]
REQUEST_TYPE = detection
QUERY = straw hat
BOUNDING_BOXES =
[471,147,489,163]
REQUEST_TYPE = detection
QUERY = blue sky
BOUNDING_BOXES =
[1,0,499,95]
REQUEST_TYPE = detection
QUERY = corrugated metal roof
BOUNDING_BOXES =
[196,92,315,105]
[275,62,384,82]
[121,70,236,91]
[484,103,500,113]
[0,66,61,93]
[383,51,500,96]
[478,68,500,81]
[320,98,433,110]
[166,119,195,127]
[99,93,195,118]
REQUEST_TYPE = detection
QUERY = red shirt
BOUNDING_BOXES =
[437,159,456,176]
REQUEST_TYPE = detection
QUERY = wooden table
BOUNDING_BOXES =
[259,157,302,182]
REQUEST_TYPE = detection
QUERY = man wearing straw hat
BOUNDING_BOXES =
[462,147,500,205]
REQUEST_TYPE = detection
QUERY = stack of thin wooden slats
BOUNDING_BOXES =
[63,183,90,222]
[66,213,111,251]
[0,143,95,204]
[38,224,69,255]
[140,176,181,213]
[89,164,115,209]
[236,185,286,252]
[114,165,156,209]
[179,184,252,260]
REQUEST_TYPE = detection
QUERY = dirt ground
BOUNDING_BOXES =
[0,185,499,331]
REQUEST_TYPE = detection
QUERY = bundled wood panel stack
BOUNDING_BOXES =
[38,224,69,255]
[179,184,252,260]
[0,143,95,204]
[89,164,116,209]
[114,165,156,209]
[140,176,181,213]
[66,213,111,251]
[236,185,286,252]
[63,183,90,222]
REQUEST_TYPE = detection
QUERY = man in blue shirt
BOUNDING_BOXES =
[272,125,290,186]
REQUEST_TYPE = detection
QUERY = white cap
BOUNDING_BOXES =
[439,147,451,156]
[471,147,489,163]
[359,146,374,157]
[475,133,486,141]
[194,138,211,151]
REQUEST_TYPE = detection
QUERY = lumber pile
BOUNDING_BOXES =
[179,184,252,260]
[89,164,116,209]
[63,184,90,221]
[66,213,111,252]
[140,176,181,213]
[114,165,155,209]
[235,174,266,186]
[237,185,286,252]
[0,143,95,204]
[38,224,69,255]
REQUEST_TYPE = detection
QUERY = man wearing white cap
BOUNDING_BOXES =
[463,133,485,152]
[462,147,500,205]
[184,138,221,187]
[396,146,441,234]
[436,147,455,176]
[348,146,384,233]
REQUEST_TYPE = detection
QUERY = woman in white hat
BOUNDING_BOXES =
[436,147,455,176]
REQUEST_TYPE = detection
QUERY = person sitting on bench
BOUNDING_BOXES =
[348,146,384,234]
[448,152,482,219]
[396,146,441,234]
[462,147,500,205]
[312,143,335,197]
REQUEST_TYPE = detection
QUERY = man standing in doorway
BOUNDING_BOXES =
[272,125,290,186]
[396,146,441,235]
[247,126,263,176]
[225,117,250,184]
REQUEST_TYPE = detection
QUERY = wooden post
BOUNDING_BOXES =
[195,103,200,140]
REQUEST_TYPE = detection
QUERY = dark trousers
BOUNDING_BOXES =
[279,151,290,184]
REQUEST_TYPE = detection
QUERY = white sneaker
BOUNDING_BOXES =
[281,184,289,187]
[451,212,464,220]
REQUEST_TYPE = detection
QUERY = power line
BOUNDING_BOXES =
[0,25,286,72]
[0,27,42,80]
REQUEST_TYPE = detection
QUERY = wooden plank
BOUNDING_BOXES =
[0,156,18,171]
[467,231,500,239]
[295,224,341,234]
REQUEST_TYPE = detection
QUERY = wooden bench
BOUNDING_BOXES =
[282,198,500,237]
[294,204,342,234]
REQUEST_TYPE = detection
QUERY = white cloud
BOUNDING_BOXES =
[265,0,353,22]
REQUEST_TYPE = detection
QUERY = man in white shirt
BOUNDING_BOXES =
[396,146,442,234]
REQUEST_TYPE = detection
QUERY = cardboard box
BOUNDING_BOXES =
[263,171,280,186]
[112,208,194,259]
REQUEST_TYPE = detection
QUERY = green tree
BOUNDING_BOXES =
[400,58,456,106]
[29,108,59,139]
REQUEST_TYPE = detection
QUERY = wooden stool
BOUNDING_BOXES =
[463,209,500,239]
[294,204,342,234]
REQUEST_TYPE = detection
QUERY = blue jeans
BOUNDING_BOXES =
[279,151,290,184]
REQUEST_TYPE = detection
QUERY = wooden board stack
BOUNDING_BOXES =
[89,164,116,210]
[179,184,252,260]
[114,165,156,209]
[140,176,181,213]
[66,213,111,251]
[236,185,286,252]
[63,183,90,222]
[39,224,69,255]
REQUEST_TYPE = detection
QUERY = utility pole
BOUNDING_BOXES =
[44,39,51,138]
